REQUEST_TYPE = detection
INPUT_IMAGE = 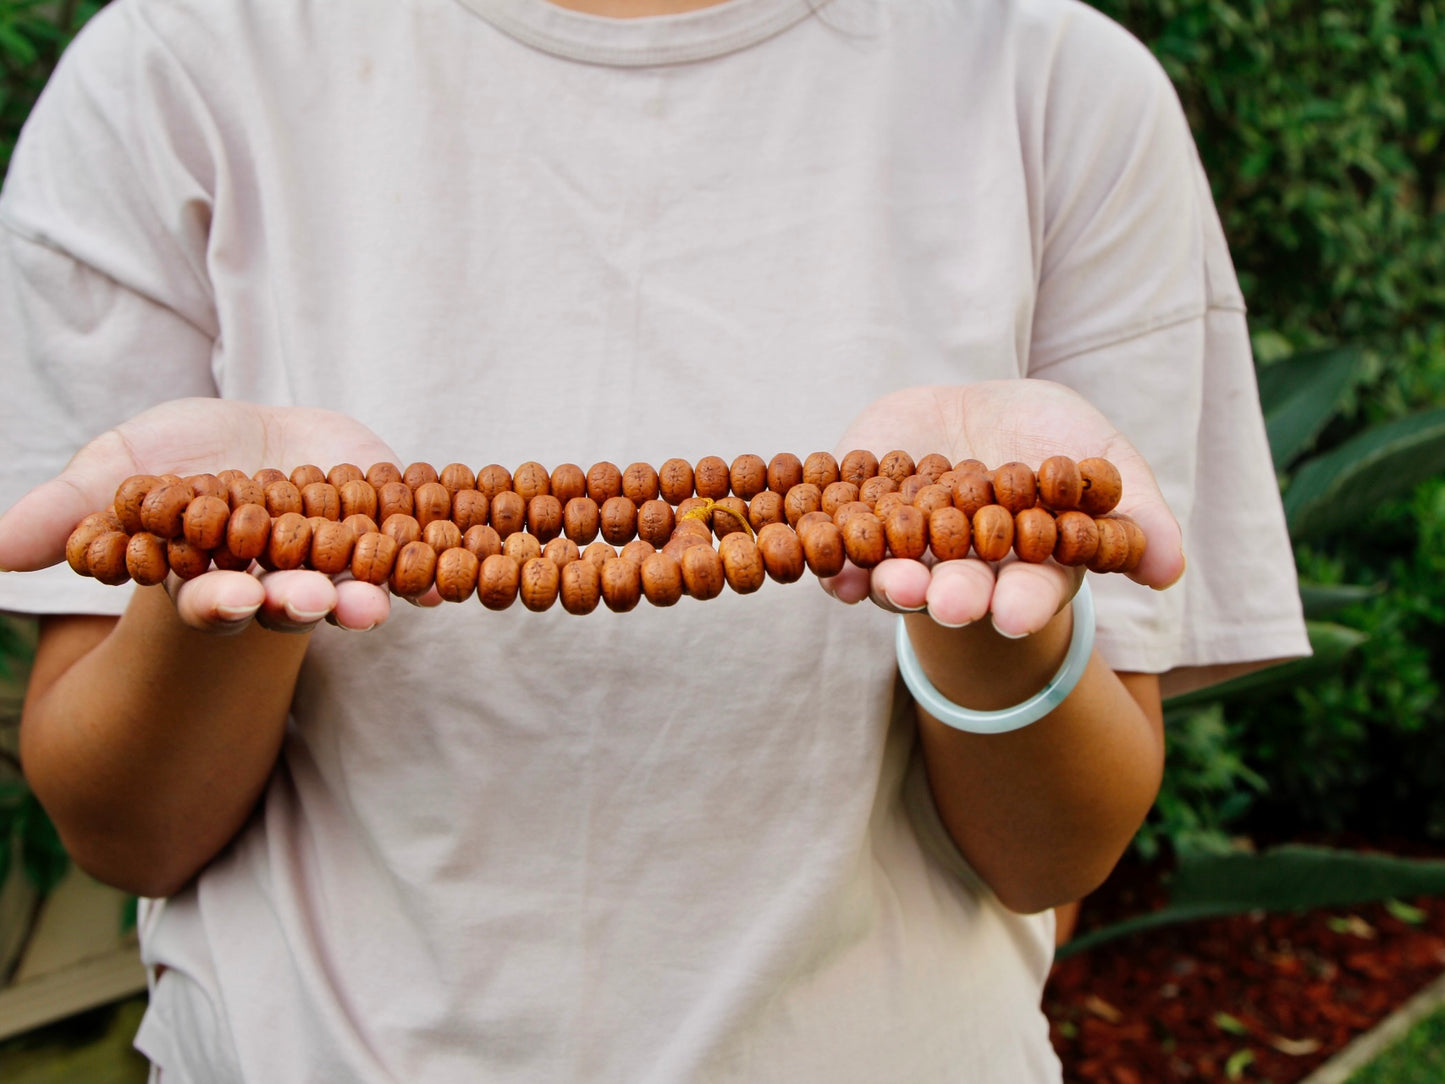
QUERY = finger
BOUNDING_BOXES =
[920,558,997,628]
[170,570,269,633]
[1119,497,1186,591]
[254,569,341,633]
[0,432,138,571]
[989,560,1081,638]
[866,558,932,613]
[331,577,392,631]
[818,562,872,605]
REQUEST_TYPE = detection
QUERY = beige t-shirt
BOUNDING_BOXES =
[0,0,1307,1079]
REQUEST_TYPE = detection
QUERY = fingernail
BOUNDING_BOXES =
[931,617,973,630]
[288,608,330,624]
[217,605,256,621]
[990,617,1030,640]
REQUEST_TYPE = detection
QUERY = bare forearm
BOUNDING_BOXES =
[20,587,307,896]
[906,607,1163,914]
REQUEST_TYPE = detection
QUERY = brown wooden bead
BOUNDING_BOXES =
[67,512,123,575]
[877,450,915,486]
[728,455,767,501]
[526,494,564,542]
[389,540,436,597]
[1087,515,1131,573]
[675,497,711,524]
[112,476,162,537]
[872,491,907,522]
[915,453,952,484]
[477,464,514,500]
[403,462,439,490]
[821,481,860,518]
[600,556,642,612]
[783,482,823,526]
[991,462,1038,514]
[661,528,712,562]
[327,463,364,489]
[478,554,521,610]
[1013,507,1059,564]
[718,533,766,594]
[622,461,660,505]
[883,505,928,561]
[951,473,995,518]
[582,540,617,568]
[226,503,271,561]
[637,499,676,548]
[839,449,879,487]
[463,524,503,562]
[971,505,1014,562]
[680,543,726,599]
[438,462,476,495]
[343,513,379,538]
[366,462,404,489]
[953,458,988,475]
[519,557,560,612]
[549,463,587,505]
[412,481,451,527]
[490,491,526,538]
[747,491,785,532]
[694,456,731,500]
[87,531,132,585]
[1109,513,1147,573]
[125,532,169,586]
[757,522,805,583]
[640,551,684,607]
[800,520,846,577]
[1078,457,1123,516]
[564,496,601,544]
[841,512,887,568]
[858,475,898,506]
[802,451,840,489]
[381,513,422,548]
[619,539,656,566]
[184,473,228,502]
[600,495,638,545]
[140,482,193,539]
[252,468,287,489]
[311,520,358,576]
[912,483,954,517]
[1037,456,1083,511]
[338,478,379,521]
[435,547,480,602]
[300,482,342,523]
[263,479,303,517]
[502,531,543,565]
[267,512,313,570]
[211,543,255,571]
[183,495,231,551]
[513,461,551,503]
[451,489,490,533]
[928,507,971,562]
[287,464,324,490]
[831,500,873,530]
[766,452,804,495]
[793,509,835,542]
[658,458,696,504]
[560,559,602,614]
[215,468,250,489]
[586,461,623,503]
[377,480,414,522]
[542,536,580,568]
[898,475,930,505]
[227,476,266,514]
[423,519,463,552]
[167,537,212,580]
[352,532,399,585]
[711,497,750,540]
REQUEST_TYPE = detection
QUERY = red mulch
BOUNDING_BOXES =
[1046,851,1445,1083]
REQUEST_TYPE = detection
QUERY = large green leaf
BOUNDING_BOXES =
[1163,620,1365,713]
[1283,407,1445,541]
[1299,580,1384,620]
[1255,345,1361,469]
[1060,845,1445,957]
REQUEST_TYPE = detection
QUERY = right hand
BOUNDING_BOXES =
[0,398,402,633]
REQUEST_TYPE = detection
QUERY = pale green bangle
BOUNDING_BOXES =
[894,580,1097,735]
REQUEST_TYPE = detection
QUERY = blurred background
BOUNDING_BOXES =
[0,0,1441,1081]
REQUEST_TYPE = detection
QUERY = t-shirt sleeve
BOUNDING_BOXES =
[1023,4,1309,676]
[0,3,220,616]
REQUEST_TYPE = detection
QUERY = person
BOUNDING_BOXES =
[0,0,1309,1079]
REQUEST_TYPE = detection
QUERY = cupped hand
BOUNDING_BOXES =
[821,381,1185,637]
[0,398,404,633]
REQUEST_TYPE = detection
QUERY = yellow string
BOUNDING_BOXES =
[676,498,755,540]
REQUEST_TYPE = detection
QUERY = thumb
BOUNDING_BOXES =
[1122,498,1185,591]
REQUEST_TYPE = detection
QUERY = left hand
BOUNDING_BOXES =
[821,381,1185,636]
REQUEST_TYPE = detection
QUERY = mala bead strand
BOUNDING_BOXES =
[65,454,1143,602]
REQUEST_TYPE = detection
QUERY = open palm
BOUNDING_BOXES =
[826,381,1185,635]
